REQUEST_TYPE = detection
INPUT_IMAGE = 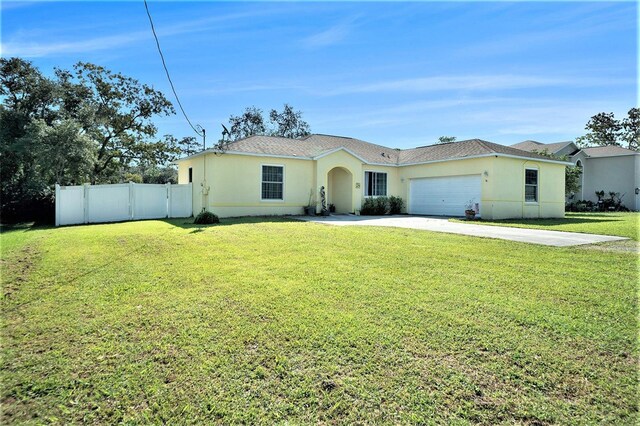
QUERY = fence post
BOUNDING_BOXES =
[83,183,90,224]
[188,182,193,217]
[129,182,135,220]
[166,183,171,218]
[55,184,60,227]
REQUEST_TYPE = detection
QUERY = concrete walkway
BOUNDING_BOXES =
[293,215,628,247]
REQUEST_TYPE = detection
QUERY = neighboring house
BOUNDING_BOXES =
[512,140,640,210]
[176,134,569,220]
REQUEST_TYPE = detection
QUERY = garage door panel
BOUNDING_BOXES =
[409,175,481,216]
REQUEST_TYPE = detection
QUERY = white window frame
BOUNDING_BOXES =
[524,167,539,203]
[363,170,388,197]
[260,164,285,202]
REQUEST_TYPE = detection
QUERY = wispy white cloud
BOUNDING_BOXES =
[196,72,631,100]
[310,97,508,130]
[301,22,352,48]
[453,3,635,59]
[0,1,41,11]
[464,100,632,139]
[1,32,144,57]
[1,10,274,57]
[308,97,631,147]
[300,14,361,49]
[320,74,630,96]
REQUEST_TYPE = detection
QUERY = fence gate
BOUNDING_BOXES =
[55,182,193,226]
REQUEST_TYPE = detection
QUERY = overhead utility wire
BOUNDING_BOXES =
[143,0,205,143]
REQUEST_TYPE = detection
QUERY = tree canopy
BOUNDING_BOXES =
[226,104,311,141]
[577,108,638,151]
[437,136,457,144]
[0,57,194,222]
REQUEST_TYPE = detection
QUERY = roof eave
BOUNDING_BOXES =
[174,147,572,167]
[174,149,314,163]
[399,153,572,167]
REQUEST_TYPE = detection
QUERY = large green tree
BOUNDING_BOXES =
[0,57,193,222]
[621,108,639,151]
[226,104,311,141]
[576,108,638,151]
[57,62,178,182]
[0,58,59,220]
[269,104,311,139]
[228,106,266,141]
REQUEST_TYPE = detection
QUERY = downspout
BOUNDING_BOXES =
[200,128,210,213]
[201,152,210,213]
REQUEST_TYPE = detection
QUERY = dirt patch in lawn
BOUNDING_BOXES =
[579,240,638,253]
[1,244,41,299]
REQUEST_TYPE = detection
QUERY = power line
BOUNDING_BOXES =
[143,0,205,142]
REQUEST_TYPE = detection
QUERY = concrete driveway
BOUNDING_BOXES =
[293,215,627,247]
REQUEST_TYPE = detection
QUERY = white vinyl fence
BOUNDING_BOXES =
[55,182,192,226]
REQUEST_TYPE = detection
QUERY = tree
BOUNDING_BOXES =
[62,62,176,183]
[269,104,310,139]
[534,149,582,197]
[0,58,61,222]
[225,104,311,141]
[228,106,266,141]
[621,107,639,151]
[0,57,58,123]
[576,112,622,148]
[175,135,201,157]
[437,136,456,144]
[26,119,95,186]
[0,57,193,223]
[565,162,582,196]
[125,163,178,184]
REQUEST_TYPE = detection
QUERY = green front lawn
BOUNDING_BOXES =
[452,212,639,241]
[1,219,637,424]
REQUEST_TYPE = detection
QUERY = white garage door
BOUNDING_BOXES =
[409,175,481,216]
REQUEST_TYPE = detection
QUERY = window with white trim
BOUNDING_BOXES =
[364,171,387,196]
[261,165,284,200]
[525,169,538,202]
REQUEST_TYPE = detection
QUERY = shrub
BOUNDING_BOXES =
[193,211,220,224]
[360,197,388,215]
[374,197,388,214]
[388,196,404,214]
[360,198,376,215]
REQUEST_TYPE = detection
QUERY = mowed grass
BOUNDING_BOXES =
[1,218,638,424]
[452,212,639,241]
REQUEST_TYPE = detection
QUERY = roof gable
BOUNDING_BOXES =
[311,146,370,164]
[511,140,575,154]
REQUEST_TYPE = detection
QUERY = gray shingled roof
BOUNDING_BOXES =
[511,140,574,154]
[399,139,553,164]
[581,146,639,157]
[182,134,561,165]
[220,134,400,164]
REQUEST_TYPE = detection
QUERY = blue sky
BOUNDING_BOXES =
[1,1,637,148]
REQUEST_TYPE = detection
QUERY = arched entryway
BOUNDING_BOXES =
[327,167,353,213]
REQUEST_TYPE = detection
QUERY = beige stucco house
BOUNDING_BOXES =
[512,140,640,210]
[176,134,569,220]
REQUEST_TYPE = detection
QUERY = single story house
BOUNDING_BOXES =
[512,140,640,210]
[176,134,569,220]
